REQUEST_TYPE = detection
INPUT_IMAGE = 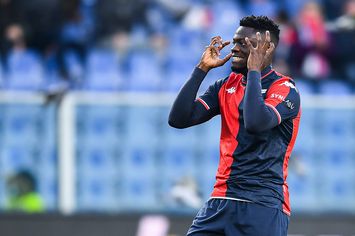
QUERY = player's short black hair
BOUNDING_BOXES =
[240,15,280,43]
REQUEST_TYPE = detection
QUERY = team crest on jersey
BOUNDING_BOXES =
[226,87,236,94]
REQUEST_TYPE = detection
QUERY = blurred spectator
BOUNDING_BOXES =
[56,0,92,83]
[274,10,298,76]
[293,1,331,80]
[16,0,61,54]
[95,0,149,39]
[5,170,45,213]
[0,0,25,68]
[327,0,355,82]
[170,176,203,209]
[5,24,27,52]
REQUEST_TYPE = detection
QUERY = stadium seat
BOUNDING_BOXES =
[317,109,354,147]
[76,147,117,177]
[77,175,118,211]
[76,106,120,146]
[36,171,58,210]
[119,175,158,210]
[63,50,84,85]
[127,51,163,91]
[288,171,319,212]
[161,146,196,180]
[0,60,3,86]
[2,105,44,145]
[5,50,45,90]
[1,145,35,173]
[295,79,315,95]
[125,107,162,147]
[318,80,352,95]
[84,49,123,90]
[318,171,355,211]
[209,0,244,40]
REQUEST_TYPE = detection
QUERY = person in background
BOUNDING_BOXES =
[327,0,355,83]
[6,170,45,213]
[293,1,331,80]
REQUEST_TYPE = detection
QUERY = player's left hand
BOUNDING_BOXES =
[245,31,275,72]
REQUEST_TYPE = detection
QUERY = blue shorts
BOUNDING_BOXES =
[187,198,289,236]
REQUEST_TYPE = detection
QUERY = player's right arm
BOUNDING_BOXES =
[168,36,232,129]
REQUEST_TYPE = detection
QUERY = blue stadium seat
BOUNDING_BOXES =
[161,146,196,180]
[76,106,120,146]
[125,107,161,147]
[1,145,35,173]
[209,0,244,39]
[5,50,45,90]
[2,105,43,145]
[120,175,158,210]
[295,79,315,95]
[288,171,319,212]
[127,51,163,91]
[0,60,3,86]
[77,176,117,211]
[318,80,352,95]
[295,109,317,150]
[77,147,117,177]
[317,171,355,211]
[317,109,354,146]
[84,49,123,90]
[121,147,156,178]
[63,50,84,84]
[36,171,58,210]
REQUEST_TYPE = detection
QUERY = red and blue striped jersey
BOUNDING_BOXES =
[197,67,301,215]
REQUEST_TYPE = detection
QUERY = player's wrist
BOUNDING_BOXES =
[248,67,261,73]
[197,62,211,73]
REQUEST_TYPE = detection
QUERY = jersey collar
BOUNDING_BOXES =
[241,65,274,85]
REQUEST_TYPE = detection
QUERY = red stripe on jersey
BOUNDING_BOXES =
[261,69,274,79]
[197,98,210,110]
[212,73,244,197]
[282,108,301,215]
[265,103,282,124]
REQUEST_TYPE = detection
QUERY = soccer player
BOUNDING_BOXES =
[168,15,301,236]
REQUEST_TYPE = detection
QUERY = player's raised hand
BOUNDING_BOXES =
[197,36,233,72]
[245,31,275,72]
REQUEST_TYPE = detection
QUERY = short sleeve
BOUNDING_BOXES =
[264,78,301,124]
[196,78,226,115]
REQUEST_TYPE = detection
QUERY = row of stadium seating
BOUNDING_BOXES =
[0,104,354,212]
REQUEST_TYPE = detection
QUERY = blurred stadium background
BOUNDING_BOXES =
[0,0,354,235]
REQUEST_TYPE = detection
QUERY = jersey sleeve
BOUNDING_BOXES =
[264,78,300,124]
[196,78,226,115]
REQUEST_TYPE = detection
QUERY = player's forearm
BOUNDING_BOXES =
[168,67,207,128]
[244,71,278,133]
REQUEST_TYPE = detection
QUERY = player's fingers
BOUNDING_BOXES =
[256,32,262,49]
[262,31,271,50]
[265,42,275,57]
[221,52,233,64]
[245,37,254,50]
[218,41,231,51]
[265,31,271,43]
[210,36,222,47]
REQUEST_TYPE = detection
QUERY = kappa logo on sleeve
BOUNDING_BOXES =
[279,81,298,93]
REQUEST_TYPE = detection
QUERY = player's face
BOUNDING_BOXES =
[231,26,258,73]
